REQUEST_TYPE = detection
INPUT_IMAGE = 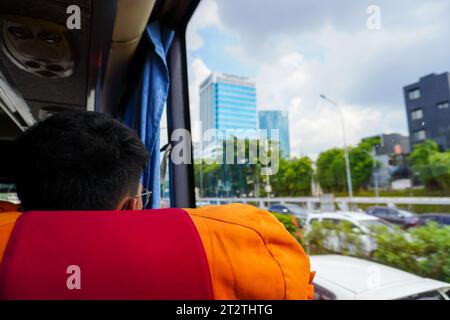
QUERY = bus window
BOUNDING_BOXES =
[185,0,450,301]
[186,0,450,211]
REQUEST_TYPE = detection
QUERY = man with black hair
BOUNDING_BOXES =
[13,111,150,211]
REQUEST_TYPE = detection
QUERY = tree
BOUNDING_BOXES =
[316,148,346,192]
[271,157,314,196]
[194,162,222,197]
[408,140,440,189]
[194,136,266,197]
[348,146,375,191]
[194,137,313,197]
[316,140,376,193]
[429,152,450,190]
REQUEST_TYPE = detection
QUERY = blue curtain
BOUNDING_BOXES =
[123,22,174,208]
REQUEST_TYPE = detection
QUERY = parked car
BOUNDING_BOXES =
[268,203,308,221]
[304,212,395,255]
[365,206,419,228]
[414,214,450,227]
[311,255,450,300]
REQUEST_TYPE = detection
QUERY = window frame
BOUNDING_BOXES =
[413,129,426,142]
[408,88,421,100]
[411,108,423,120]
[437,101,449,110]
[165,0,202,208]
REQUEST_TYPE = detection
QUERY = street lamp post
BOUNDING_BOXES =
[319,94,354,201]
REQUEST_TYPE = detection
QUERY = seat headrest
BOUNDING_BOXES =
[0,209,213,300]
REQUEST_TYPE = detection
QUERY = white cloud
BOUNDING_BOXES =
[186,0,222,51]
[188,58,211,124]
[255,51,407,158]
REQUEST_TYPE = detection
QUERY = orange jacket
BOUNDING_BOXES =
[0,204,314,299]
[0,212,21,263]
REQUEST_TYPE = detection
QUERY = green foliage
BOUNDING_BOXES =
[303,219,450,282]
[408,140,440,188]
[359,136,382,151]
[270,157,313,196]
[429,152,450,190]
[349,147,374,192]
[408,140,450,190]
[272,213,305,246]
[316,139,375,193]
[194,162,223,197]
[372,222,450,282]
[316,148,346,192]
[194,137,314,197]
[194,137,263,197]
[304,220,365,257]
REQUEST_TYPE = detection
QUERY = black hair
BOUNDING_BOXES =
[14,111,149,211]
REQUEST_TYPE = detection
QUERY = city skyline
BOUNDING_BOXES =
[187,0,450,159]
[194,70,428,161]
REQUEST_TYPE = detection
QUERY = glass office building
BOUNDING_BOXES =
[258,110,291,158]
[199,72,257,137]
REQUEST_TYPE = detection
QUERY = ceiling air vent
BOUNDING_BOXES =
[0,15,74,78]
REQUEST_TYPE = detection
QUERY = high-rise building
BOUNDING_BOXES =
[199,72,257,136]
[403,72,450,151]
[258,110,290,158]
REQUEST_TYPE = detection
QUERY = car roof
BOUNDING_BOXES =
[311,255,449,299]
[421,213,448,217]
[308,211,379,221]
[269,204,283,207]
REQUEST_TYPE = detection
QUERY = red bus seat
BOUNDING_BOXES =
[0,209,213,300]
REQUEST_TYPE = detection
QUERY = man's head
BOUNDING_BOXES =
[14,111,149,211]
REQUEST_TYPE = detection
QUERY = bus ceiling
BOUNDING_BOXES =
[0,0,199,138]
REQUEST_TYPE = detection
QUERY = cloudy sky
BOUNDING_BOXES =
[186,0,450,159]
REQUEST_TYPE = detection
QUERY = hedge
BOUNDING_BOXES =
[273,213,450,282]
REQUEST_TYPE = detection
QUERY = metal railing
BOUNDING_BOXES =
[197,196,450,212]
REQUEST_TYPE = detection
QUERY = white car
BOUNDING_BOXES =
[304,211,395,255]
[310,255,450,300]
